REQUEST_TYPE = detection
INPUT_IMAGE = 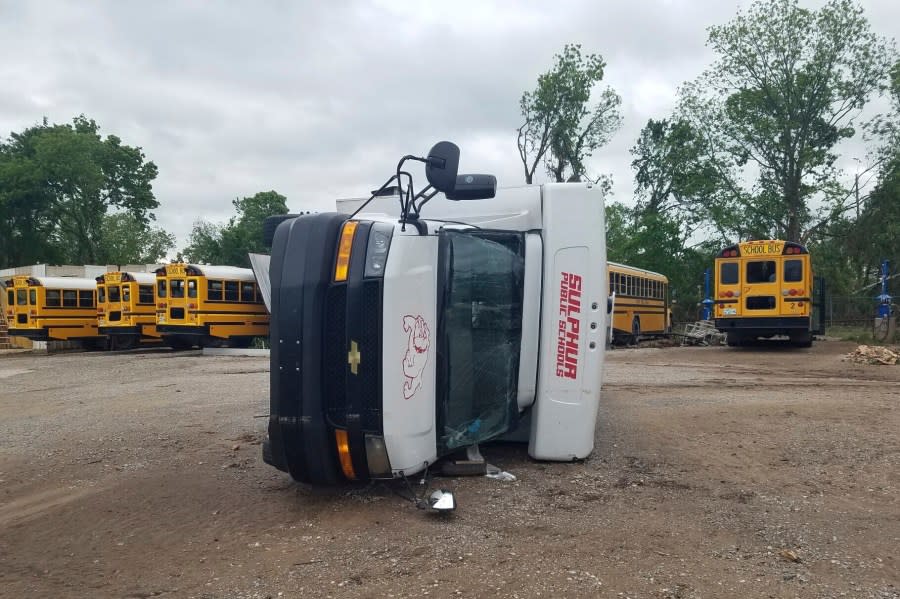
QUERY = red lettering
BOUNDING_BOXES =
[555,271,583,379]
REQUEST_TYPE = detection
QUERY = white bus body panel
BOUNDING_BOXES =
[380,231,439,475]
[529,183,606,460]
[516,233,543,410]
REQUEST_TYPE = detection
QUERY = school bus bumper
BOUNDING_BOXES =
[715,316,810,331]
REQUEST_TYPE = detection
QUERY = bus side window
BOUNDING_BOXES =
[255,283,264,304]
[98,285,106,304]
[138,285,154,304]
[63,290,77,307]
[157,279,167,298]
[79,290,94,308]
[46,290,61,307]
[208,280,223,301]
[225,281,239,302]
[188,279,198,299]
[240,282,255,303]
[29,289,37,305]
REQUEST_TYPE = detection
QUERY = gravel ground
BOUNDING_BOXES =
[0,341,897,598]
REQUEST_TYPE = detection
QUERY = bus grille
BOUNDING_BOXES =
[359,280,382,431]
[324,285,347,426]
[322,281,383,432]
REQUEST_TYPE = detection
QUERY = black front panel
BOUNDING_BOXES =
[358,280,383,431]
[323,284,348,427]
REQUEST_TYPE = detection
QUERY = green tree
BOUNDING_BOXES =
[679,0,895,242]
[517,44,622,184]
[97,212,175,265]
[0,115,159,266]
[183,191,288,267]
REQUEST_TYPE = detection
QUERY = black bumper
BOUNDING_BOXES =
[100,326,141,336]
[8,328,49,341]
[157,325,209,336]
[715,316,810,332]
[265,212,349,484]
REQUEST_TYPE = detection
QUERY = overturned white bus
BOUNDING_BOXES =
[262,142,607,485]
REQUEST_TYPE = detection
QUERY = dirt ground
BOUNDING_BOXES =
[0,341,897,599]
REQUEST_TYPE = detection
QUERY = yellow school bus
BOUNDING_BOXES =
[155,264,268,348]
[3,275,103,344]
[607,262,670,344]
[96,272,161,349]
[714,239,814,347]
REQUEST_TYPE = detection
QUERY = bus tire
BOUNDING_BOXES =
[630,316,641,345]
[263,215,300,248]
[165,337,193,351]
[790,331,813,348]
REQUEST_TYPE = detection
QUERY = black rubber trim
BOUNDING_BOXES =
[100,326,141,335]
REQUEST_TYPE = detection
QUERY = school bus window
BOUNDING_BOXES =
[208,280,223,301]
[63,290,77,307]
[746,260,776,283]
[16,289,26,305]
[170,279,185,298]
[608,273,614,291]
[241,282,255,302]
[138,285,154,304]
[79,290,94,307]
[720,263,738,285]
[30,289,37,305]
[187,279,198,299]
[98,285,106,303]
[122,286,130,303]
[784,259,803,283]
[618,275,625,295]
[109,286,121,302]
[7,289,13,305]
[46,290,61,307]
[225,281,239,302]
[157,279,167,298]
[255,283,264,304]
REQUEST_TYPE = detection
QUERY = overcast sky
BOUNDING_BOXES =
[1,0,897,250]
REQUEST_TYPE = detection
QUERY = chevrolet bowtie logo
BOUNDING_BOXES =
[347,340,361,375]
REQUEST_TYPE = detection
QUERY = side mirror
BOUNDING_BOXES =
[425,141,460,194]
[446,174,497,201]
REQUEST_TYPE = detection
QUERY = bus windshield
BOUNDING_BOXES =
[436,230,525,453]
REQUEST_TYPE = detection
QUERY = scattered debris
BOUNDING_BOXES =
[679,320,725,346]
[843,345,900,365]
[779,549,802,563]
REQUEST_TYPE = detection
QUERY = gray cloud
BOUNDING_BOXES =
[1,0,896,251]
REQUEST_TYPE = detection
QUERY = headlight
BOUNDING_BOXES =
[364,434,392,477]
[364,223,393,278]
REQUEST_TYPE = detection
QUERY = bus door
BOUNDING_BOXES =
[107,277,124,324]
[166,270,189,326]
[743,258,779,317]
[716,260,741,318]
[779,256,810,320]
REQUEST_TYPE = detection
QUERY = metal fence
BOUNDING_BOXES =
[825,295,885,327]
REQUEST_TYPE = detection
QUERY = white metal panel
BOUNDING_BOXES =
[30,276,98,290]
[123,272,157,285]
[530,183,607,461]
[380,229,439,476]
[248,254,272,312]
[516,233,542,410]
[188,265,257,281]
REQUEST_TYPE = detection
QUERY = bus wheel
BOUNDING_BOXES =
[726,332,744,347]
[165,338,193,351]
[790,331,813,348]
[630,317,641,345]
